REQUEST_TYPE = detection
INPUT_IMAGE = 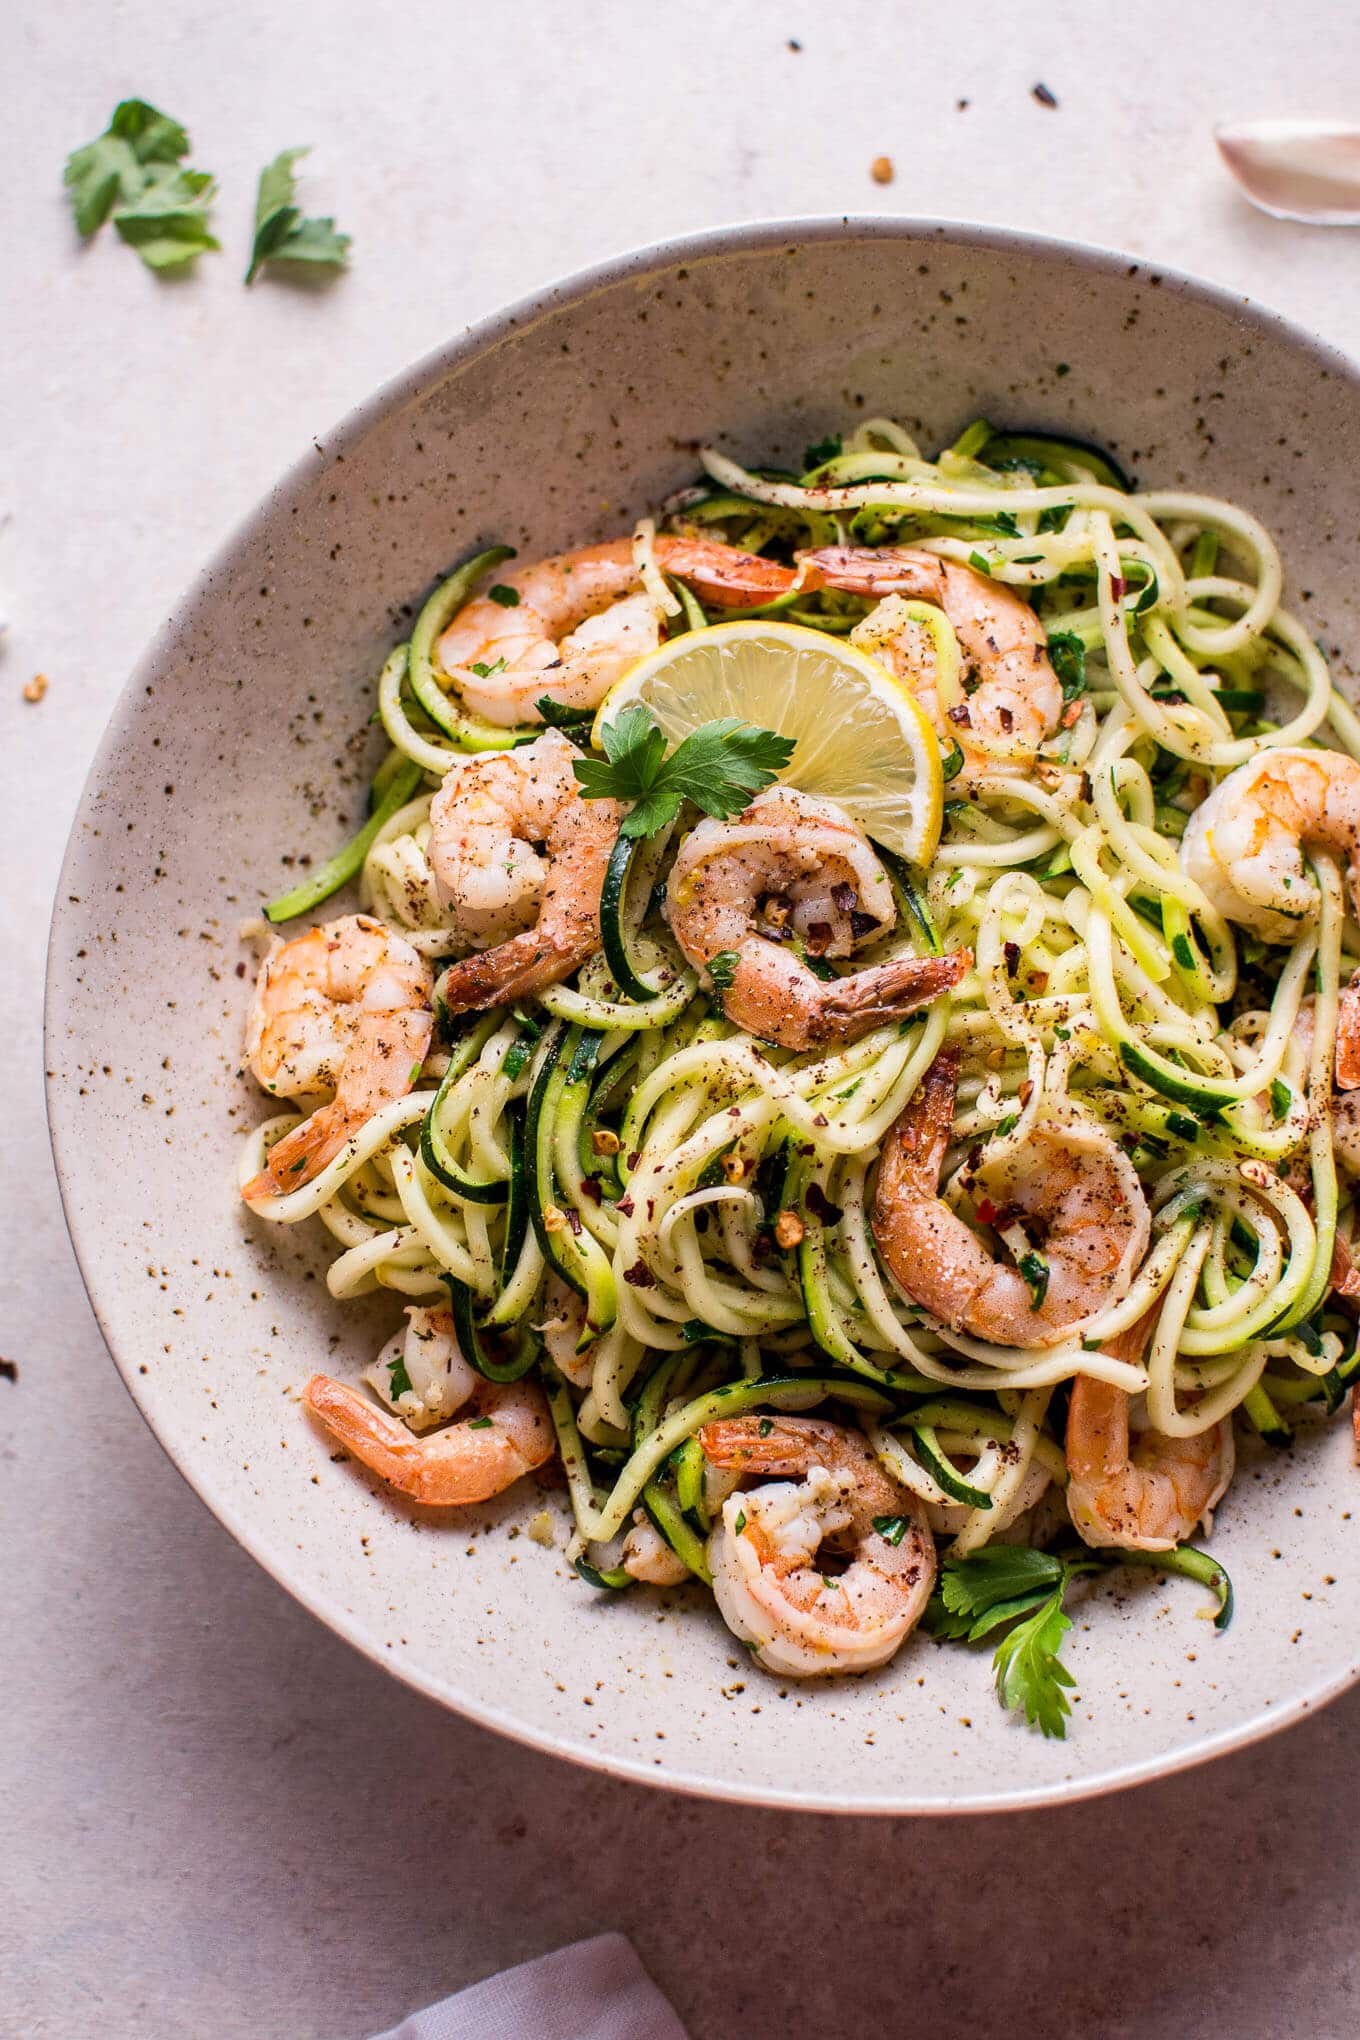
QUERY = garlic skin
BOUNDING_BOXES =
[1216,119,1360,225]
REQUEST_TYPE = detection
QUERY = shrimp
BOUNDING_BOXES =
[1066,1316,1234,1552]
[437,537,796,726]
[1180,746,1360,943]
[362,1304,478,1432]
[797,545,1062,774]
[665,786,969,1050]
[428,728,622,1011]
[622,1514,691,1586]
[699,1414,935,1676]
[242,914,433,1202]
[303,1371,553,1506]
[872,1049,1150,1348]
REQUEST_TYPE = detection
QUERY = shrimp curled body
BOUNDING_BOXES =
[242,914,433,1202]
[873,1050,1150,1347]
[700,1415,936,1676]
[798,545,1062,776]
[1180,746,1360,943]
[437,537,797,726]
[304,1371,554,1506]
[1066,1322,1234,1552]
[428,728,622,1012]
[665,786,969,1050]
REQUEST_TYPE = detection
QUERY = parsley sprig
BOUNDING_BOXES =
[573,705,795,839]
[925,1546,1095,1737]
[246,147,351,283]
[926,1542,1233,1738]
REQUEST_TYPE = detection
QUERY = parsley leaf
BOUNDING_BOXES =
[574,705,795,839]
[534,696,595,737]
[1019,1249,1050,1309]
[246,147,351,284]
[1048,630,1087,702]
[993,1590,1077,1737]
[63,98,191,236]
[706,950,741,991]
[64,100,218,271]
[113,168,220,271]
[386,1354,414,1400]
[926,1547,1081,1737]
[489,584,521,608]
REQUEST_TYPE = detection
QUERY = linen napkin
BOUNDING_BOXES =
[369,1932,690,2040]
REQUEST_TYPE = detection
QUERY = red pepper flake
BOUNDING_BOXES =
[947,703,971,726]
[1061,701,1083,729]
[579,1176,602,1204]
[1004,941,1020,972]
[975,1197,998,1225]
[1110,573,1128,602]
[623,1260,655,1288]
[616,1196,635,1217]
[235,961,247,978]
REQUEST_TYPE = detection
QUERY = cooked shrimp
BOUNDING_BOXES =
[665,786,969,1050]
[242,915,433,1202]
[1066,1317,1234,1552]
[872,1049,1150,1347]
[798,545,1062,773]
[700,1414,935,1676]
[622,1514,691,1586]
[428,729,621,1011]
[303,1372,553,1505]
[362,1304,477,1432]
[1180,746,1360,943]
[437,537,796,726]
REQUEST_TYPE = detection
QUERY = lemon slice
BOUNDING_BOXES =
[593,619,944,864]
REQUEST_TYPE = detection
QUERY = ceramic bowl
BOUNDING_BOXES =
[47,219,1360,1813]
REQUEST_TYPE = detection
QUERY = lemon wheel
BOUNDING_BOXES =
[593,620,945,864]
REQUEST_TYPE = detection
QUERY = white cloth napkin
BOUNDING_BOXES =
[368,1933,690,2040]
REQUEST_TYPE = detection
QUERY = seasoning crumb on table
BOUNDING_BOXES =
[870,155,894,184]
[23,672,48,703]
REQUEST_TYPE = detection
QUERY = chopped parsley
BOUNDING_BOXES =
[706,950,741,992]
[386,1354,414,1400]
[488,584,521,608]
[1019,1249,1051,1309]
[1047,630,1087,702]
[871,1514,911,1546]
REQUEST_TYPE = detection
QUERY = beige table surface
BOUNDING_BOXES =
[6,3,1360,2034]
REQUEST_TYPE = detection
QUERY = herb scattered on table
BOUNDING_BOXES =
[245,147,352,284]
[64,99,219,272]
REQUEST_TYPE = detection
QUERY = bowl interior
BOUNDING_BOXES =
[47,222,1360,1812]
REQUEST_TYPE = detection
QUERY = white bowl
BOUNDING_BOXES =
[47,219,1360,1814]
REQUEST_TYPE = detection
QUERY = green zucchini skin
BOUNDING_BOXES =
[599,833,660,1003]
[443,1274,537,1384]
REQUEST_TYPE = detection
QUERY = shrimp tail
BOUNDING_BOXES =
[795,545,946,602]
[699,1415,824,1474]
[435,926,594,1015]
[304,1373,553,1505]
[806,949,970,1045]
[876,1046,961,1200]
[654,536,798,607]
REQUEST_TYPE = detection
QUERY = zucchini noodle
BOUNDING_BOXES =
[237,411,1360,1712]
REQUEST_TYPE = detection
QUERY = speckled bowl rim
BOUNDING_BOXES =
[46,214,1360,1816]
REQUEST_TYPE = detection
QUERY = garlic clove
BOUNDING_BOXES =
[1216,118,1360,225]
